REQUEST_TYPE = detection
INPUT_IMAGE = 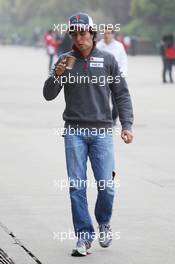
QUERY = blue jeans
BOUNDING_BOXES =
[64,129,116,242]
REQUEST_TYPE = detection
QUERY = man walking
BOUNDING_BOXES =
[43,13,134,257]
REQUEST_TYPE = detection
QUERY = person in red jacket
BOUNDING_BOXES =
[160,34,175,83]
[44,30,62,74]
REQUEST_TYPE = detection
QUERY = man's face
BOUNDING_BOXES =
[103,30,114,44]
[70,29,93,51]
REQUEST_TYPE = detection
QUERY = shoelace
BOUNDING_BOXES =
[99,225,112,238]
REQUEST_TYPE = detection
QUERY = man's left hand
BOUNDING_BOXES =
[121,130,133,144]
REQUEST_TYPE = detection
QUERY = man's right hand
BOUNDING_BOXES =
[55,58,67,76]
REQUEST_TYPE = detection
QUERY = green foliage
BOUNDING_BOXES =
[129,0,175,40]
[0,0,96,43]
[0,0,174,44]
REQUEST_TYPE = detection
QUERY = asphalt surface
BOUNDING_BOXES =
[0,45,175,264]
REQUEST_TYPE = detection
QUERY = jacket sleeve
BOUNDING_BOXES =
[109,56,134,131]
[43,57,64,101]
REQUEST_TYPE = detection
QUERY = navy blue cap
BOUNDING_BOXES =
[68,13,94,31]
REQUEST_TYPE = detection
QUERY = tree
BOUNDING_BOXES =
[129,0,175,39]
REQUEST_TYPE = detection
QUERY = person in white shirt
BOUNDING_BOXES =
[97,30,128,76]
[97,29,128,126]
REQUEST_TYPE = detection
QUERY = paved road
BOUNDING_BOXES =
[0,45,175,264]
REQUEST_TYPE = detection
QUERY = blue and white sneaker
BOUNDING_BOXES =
[71,239,91,257]
[98,224,112,248]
